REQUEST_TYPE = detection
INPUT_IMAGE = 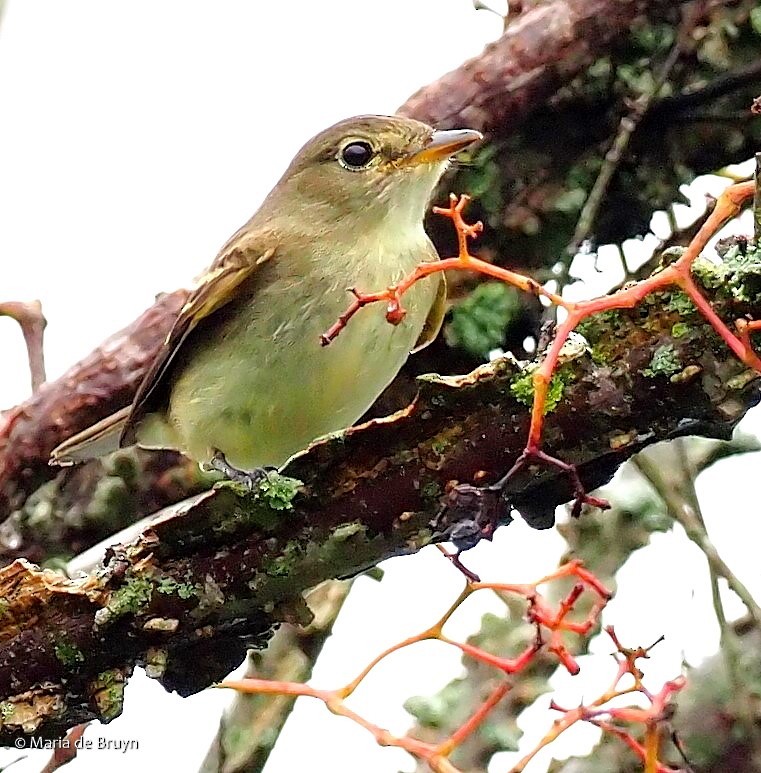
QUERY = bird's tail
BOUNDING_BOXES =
[50,406,130,465]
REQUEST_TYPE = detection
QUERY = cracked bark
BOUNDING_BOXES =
[0,252,759,740]
[2,0,759,564]
[398,0,683,133]
[0,0,760,750]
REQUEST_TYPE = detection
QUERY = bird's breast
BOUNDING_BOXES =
[162,236,439,469]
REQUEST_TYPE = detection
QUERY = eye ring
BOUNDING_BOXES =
[338,140,376,170]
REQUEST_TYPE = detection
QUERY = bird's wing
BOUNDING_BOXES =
[411,273,447,353]
[120,244,275,445]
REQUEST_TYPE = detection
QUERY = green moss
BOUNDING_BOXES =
[510,366,574,413]
[54,640,85,667]
[690,258,723,291]
[691,244,761,304]
[446,282,521,359]
[106,575,153,619]
[421,480,443,505]
[671,322,690,338]
[98,669,116,687]
[210,474,303,537]
[253,521,383,595]
[509,370,535,406]
[431,439,448,456]
[545,369,574,413]
[589,345,610,365]
[664,290,696,315]
[575,309,624,344]
[643,344,682,378]
[265,540,303,578]
[256,472,302,511]
[156,577,199,600]
[93,670,125,722]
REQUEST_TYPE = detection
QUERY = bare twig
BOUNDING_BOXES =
[755,152,761,242]
[652,58,761,117]
[0,300,47,393]
[673,442,761,765]
[39,723,89,773]
[632,451,761,628]
[567,39,683,257]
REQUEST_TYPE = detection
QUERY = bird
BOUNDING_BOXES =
[51,115,482,482]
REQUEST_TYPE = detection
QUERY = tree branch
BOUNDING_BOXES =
[0,247,760,741]
[0,290,188,518]
[397,0,687,131]
[0,301,47,394]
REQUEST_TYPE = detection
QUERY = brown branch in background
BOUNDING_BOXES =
[0,243,759,741]
[753,153,761,237]
[652,58,761,118]
[398,0,671,131]
[0,290,188,517]
[198,579,352,773]
[421,0,761,286]
[0,301,47,394]
[632,443,761,764]
[567,37,684,256]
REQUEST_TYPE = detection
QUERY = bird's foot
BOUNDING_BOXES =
[208,450,276,491]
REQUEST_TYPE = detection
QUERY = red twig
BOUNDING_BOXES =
[323,182,759,515]
[520,629,686,772]
[222,566,683,772]
[221,561,614,773]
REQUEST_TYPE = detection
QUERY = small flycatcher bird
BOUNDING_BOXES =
[51,115,482,479]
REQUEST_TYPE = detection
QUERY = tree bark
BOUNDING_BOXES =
[399,0,671,131]
[0,248,760,741]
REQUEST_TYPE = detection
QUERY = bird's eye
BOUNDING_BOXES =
[339,141,375,170]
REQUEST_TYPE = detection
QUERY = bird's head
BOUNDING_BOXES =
[266,115,482,233]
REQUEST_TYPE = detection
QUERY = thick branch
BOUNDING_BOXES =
[397,0,679,131]
[2,0,756,537]
[0,250,760,741]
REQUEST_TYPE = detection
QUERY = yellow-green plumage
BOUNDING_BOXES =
[51,115,481,471]
[153,231,439,468]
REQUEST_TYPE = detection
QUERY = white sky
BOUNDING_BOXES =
[1,2,760,773]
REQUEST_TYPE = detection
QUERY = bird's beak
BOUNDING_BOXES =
[409,128,483,165]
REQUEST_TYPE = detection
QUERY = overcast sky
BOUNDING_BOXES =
[1,3,760,773]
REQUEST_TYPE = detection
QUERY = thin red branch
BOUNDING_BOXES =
[323,181,759,517]
[221,561,613,773]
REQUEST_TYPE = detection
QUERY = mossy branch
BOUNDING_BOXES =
[0,245,760,741]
